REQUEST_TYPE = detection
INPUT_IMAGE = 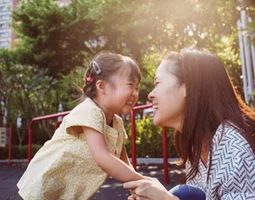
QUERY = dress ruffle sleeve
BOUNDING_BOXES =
[64,101,105,136]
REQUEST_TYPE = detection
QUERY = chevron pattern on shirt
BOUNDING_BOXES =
[186,123,255,200]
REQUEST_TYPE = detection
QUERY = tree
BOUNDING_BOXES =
[0,49,17,127]
[3,0,254,156]
[12,0,96,78]
[0,48,61,145]
[13,0,248,103]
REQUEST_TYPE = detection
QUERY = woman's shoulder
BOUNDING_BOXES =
[213,122,254,158]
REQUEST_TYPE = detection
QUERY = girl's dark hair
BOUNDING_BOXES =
[163,49,255,181]
[83,51,141,99]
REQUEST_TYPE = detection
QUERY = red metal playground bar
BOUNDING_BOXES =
[28,111,70,162]
[28,104,169,183]
[130,104,169,183]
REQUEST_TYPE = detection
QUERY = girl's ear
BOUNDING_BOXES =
[95,80,106,94]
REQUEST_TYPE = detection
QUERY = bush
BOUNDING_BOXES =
[0,147,8,159]
[0,144,42,159]
[0,118,179,159]
[124,117,178,158]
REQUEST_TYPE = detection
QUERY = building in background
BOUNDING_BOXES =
[0,0,71,49]
[58,0,71,7]
[0,0,17,49]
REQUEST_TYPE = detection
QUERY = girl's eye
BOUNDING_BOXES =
[127,82,139,91]
[154,82,159,86]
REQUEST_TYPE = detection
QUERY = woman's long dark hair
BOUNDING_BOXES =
[163,49,255,181]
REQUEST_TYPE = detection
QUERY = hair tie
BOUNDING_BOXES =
[86,75,94,83]
[91,61,102,74]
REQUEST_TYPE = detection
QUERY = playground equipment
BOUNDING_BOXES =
[130,104,169,183]
[0,127,12,165]
[15,104,170,183]
[237,0,255,104]
[27,111,70,162]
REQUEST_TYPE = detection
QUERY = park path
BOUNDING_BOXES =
[0,163,184,200]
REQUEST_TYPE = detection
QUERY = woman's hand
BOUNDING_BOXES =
[123,176,179,200]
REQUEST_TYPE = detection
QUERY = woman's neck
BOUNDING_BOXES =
[201,143,209,167]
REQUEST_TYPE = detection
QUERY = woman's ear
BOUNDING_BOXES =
[182,84,186,98]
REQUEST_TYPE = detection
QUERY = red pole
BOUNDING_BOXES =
[27,111,70,164]
[28,121,33,163]
[8,127,12,165]
[162,126,169,183]
[130,109,137,170]
[54,120,63,130]
[133,104,152,111]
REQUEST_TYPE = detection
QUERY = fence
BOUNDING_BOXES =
[8,104,170,183]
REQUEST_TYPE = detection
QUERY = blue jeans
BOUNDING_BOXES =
[169,184,206,200]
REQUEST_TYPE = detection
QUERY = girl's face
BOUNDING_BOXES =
[106,74,139,115]
[148,60,186,131]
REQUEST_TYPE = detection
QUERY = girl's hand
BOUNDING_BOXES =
[124,176,179,200]
[128,194,136,200]
[128,194,151,200]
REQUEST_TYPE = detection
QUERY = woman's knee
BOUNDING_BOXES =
[169,184,205,200]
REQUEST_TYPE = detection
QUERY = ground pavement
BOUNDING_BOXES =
[0,163,184,200]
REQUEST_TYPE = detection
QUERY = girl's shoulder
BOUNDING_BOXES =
[64,98,105,126]
[112,114,125,130]
[114,114,123,123]
[70,98,102,115]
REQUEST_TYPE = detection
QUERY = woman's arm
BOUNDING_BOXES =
[82,126,145,182]
[124,177,180,200]
[220,156,255,199]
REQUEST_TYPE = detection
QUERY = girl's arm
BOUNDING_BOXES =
[120,144,134,170]
[82,126,145,182]
[124,177,180,200]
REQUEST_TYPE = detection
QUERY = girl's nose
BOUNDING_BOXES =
[148,90,154,101]
[132,89,139,97]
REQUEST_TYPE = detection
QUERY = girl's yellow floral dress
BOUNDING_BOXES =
[17,98,127,200]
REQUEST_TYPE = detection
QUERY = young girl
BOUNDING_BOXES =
[17,52,145,200]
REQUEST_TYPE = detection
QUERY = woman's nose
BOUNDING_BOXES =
[148,90,154,101]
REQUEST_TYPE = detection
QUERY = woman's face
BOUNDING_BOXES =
[148,60,186,131]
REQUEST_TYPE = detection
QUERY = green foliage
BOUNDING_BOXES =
[57,66,85,109]
[244,1,255,44]
[0,144,42,159]
[124,117,178,158]
[3,0,253,153]
[138,51,165,103]
[12,0,248,102]
[13,0,95,78]
[1,117,179,159]
[0,48,61,145]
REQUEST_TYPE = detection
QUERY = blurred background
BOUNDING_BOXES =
[1,0,255,160]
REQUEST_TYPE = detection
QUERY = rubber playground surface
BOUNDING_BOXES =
[0,163,184,200]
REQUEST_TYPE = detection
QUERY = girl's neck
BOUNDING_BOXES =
[93,97,114,126]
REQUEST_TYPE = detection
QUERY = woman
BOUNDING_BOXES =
[124,50,255,200]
